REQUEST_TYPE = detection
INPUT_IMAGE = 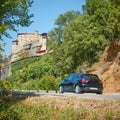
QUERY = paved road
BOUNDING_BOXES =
[53,93,120,100]
[11,90,120,100]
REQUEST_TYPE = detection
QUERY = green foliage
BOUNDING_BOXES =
[3,0,120,90]
[63,14,108,66]
[83,0,120,42]
[0,0,33,54]
[48,10,81,76]
[0,43,6,55]
[40,75,58,91]
[5,54,59,90]
[0,80,11,90]
[83,0,105,15]
[11,56,42,73]
[0,81,3,89]
[55,10,80,26]
[48,0,120,76]
[105,111,113,120]
[48,10,80,48]
[0,0,33,40]
[0,106,21,120]
[23,54,57,80]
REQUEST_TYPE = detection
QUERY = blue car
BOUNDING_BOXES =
[59,73,103,94]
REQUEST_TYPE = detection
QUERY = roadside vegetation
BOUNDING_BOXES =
[0,95,120,120]
[0,54,60,91]
[1,0,120,91]
[11,56,42,73]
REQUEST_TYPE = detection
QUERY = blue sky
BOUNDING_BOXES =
[3,0,85,56]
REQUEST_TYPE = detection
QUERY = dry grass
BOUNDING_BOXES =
[21,96,120,120]
[1,95,119,120]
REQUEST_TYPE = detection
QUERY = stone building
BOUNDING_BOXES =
[11,30,47,62]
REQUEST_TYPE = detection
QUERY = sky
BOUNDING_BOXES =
[3,0,85,56]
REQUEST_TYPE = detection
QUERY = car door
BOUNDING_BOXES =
[63,74,75,92]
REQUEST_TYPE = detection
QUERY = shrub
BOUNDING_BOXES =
[40,75,59,91]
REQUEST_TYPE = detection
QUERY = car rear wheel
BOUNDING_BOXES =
[75,85,81,94]
[96,91,103,94]
[59,86,64,93]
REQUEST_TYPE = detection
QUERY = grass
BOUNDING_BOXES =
[0,95,120,120]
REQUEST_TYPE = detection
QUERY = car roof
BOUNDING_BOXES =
[71,73,97,76]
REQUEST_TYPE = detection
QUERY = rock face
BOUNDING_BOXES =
[0,57,11,80]
[90,39,120,93]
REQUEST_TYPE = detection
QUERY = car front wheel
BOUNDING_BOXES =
[75,85,81,94]
[59,86,64,93]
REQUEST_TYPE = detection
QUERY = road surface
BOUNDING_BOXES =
[11,90,120,100]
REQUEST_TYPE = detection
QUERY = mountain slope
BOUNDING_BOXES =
[90,39,120,93]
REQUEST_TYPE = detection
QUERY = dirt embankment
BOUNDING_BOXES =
[90,39,120,93]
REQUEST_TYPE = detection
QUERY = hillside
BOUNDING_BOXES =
[90,38,120,93]
[4,39,120,93]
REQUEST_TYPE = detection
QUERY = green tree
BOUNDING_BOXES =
[83,0,105,15]
[50,0,120,76]
[83,0,120,42]
[48,11,80,48]
[6,54,57,90]
[25,54,57,80]
[63,14,108,66]
[0,0,33,40]
[48,11,80,76]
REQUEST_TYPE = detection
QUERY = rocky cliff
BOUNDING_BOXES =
[90,39,120,93]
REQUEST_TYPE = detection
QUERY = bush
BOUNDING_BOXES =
[40,75,59,91]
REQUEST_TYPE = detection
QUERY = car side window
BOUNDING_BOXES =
[64,74,73,82]
[82,74,89,80]
[77,74,82,78]
[68,75,73,81]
